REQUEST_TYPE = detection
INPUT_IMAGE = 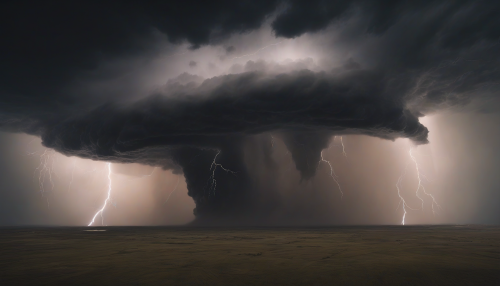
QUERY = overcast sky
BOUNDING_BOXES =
[0,0,499,226]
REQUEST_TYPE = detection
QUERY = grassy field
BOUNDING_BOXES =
[0,226,499,285]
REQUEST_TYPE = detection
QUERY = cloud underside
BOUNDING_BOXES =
[27,69,425,221]
[43,70,427,158]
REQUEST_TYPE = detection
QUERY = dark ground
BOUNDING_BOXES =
[0,225,499,285]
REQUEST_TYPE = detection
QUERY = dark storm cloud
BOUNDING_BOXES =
[271,0,500,110]
[2,0,498,100]
[30,69,425,221]
[0,0,280,97]
[1,0,500,223]
[273,0,500,43]
[41,69,427,159]
[2,0,497,109]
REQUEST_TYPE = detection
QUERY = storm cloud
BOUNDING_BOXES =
[1,0,499,223]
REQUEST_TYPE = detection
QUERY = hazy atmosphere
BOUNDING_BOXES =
[1,0,500,226]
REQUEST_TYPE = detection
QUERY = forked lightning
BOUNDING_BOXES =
[409,148,440,215]
[207,150,236,195]
[88,163,112,226]
[320,150,343,197]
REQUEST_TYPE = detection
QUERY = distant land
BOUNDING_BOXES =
[0,225,499,285]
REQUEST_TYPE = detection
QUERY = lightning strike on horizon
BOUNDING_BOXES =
[409,148,440,215]
[320,150,343,197]
[88,162,112,226]
[230,41,283,61]
[395,162,418,225]
[207,150,236,195]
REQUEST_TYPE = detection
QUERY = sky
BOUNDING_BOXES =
[0,0,499,226]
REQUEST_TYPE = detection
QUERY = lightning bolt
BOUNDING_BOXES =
[395,162,418,225]
[340,136,347,157]
[88,162,112,226]
[34,149,55,195]
[32,149,57,208]
[207,150,236,195]
[230,41,283,61]
[320,150,343,197]
[409,148,440,215]
[165,175,181,205]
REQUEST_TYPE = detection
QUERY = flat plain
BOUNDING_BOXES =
[0,225,499,285]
